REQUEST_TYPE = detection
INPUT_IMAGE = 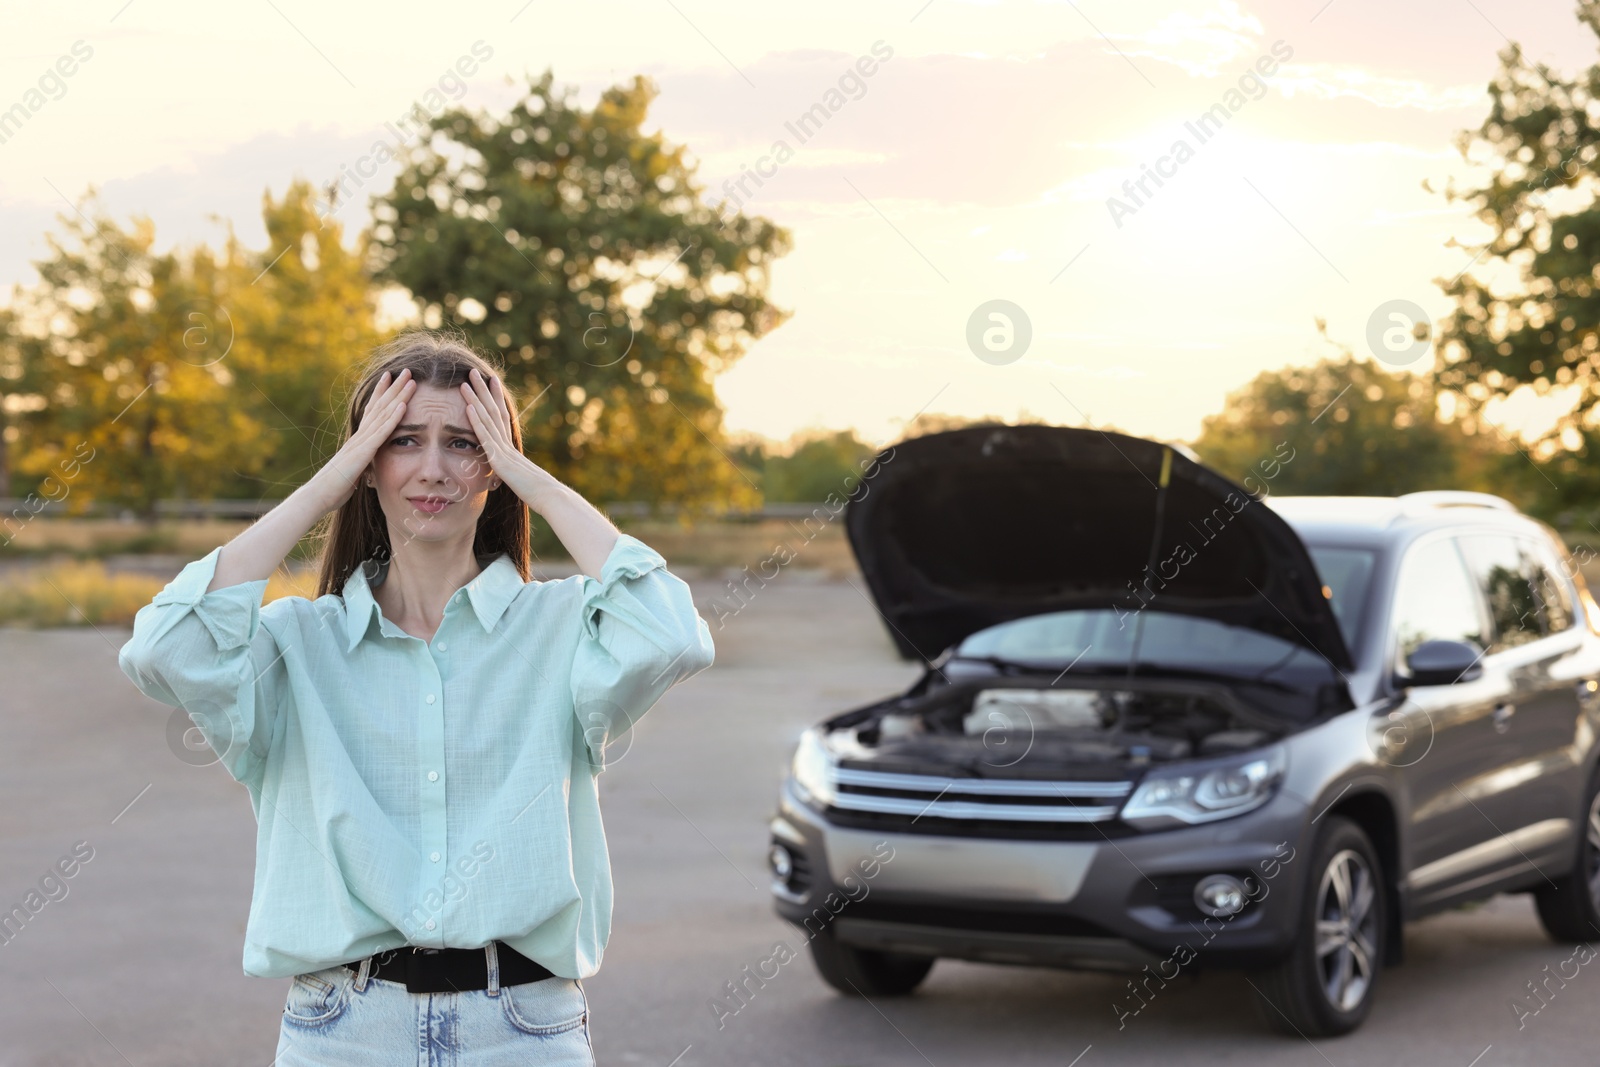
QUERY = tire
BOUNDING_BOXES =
[1251,816,1385,1037]
[806,927,935,997]
[1533,768,1600,942]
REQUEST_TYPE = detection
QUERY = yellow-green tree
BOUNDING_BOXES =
[370,71,791,513]
[7,180,381,519]
[1194,351,1519,501]
[217,180,384,500]
[8,205,236,518]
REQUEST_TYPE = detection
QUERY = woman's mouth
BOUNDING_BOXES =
[408,497,452,514]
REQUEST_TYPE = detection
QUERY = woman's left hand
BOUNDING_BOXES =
[460,367,619,576]
[460,367,562,508]
[459,367,526,482]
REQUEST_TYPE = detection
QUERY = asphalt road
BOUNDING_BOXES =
[1,566,1595,1066]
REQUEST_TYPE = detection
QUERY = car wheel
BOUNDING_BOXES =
[806,927,935,997]
[1533,768,1600,942]
[1251,816,1385,1037]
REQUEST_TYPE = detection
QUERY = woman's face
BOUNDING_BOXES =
[367,379,498,545]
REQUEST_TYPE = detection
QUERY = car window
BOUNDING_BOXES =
[1304,546,1376,652]
[956,609,1316,673]
[1391,537,1486,661]
[1457,534,1543,651]
[1525,538,1576,636]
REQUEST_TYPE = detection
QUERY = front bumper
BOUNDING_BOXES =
[768,778,1312,972]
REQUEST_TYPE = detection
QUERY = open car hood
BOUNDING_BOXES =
[845,424,1353,671]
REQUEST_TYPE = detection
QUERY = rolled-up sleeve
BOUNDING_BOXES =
[116,545,285,791]
[569,534,714,773]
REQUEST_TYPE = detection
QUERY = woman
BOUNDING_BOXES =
[116,330,714,1065]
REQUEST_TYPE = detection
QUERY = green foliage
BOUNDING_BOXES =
[369,70,792,514]
[8,203,241,517]
[1433,1,1600,438]
[225,182,386,499]
[4,180,380,519]
[761,430,877,503]
[1193,349,1521,502]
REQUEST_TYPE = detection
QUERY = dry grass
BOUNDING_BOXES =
[0,515,858,570]
[0,515,859,627]
[0,560,163,627]
[0,518,252,557]
[0,558,322,628]
[602,517,857,575]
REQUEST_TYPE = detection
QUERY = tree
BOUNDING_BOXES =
[7,202,234,520]
[217,180,384,501]
[369,70,791,514]
[0,305,30,499]
[1193,349,1517,501]
[761,430,878,503]
[1434,1,1600,447]
[6,180,380,520]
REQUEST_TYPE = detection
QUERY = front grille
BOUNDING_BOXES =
[845,897,1120,939]
[829,765,1133,824]
[822,806,1140,841]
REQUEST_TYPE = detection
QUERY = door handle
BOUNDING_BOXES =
[1491,703,1515,734]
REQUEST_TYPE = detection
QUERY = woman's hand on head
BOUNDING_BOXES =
[311,368,417,516]
[460,368,543,497]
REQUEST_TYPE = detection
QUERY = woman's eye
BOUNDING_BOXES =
[390,435,413,446]
[453,439,481,450]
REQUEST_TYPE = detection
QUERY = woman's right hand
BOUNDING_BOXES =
[310,368,417,516]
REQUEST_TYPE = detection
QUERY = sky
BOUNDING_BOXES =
[1,0,1594,449]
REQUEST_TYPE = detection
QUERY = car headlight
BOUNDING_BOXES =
[790,728,837,807]
[1120,745,1286,829]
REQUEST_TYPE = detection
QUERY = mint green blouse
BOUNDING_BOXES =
[116,533,713,980]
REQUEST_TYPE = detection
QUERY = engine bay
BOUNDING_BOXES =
[833,677,1281,776]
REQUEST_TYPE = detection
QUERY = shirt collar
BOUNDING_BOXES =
[341,551,522,652]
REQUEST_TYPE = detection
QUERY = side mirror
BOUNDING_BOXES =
[1399,638,1485,688]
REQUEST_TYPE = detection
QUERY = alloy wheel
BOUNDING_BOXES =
[1314,848,1378,1013]
[1586,790,1600,913]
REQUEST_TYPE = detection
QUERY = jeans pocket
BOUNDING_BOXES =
[500,977,588,1037]
[282,965,352,1029]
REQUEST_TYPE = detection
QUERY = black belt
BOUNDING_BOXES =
[344,941,556,993]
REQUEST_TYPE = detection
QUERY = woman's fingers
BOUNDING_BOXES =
[363,368,411,423]
[461,373,494,426]
[468,369,510,431]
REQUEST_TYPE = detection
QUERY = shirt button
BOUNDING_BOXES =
[427,771,439,782]
[426,693,436,704]
[424,919,436,931]
[430,851,441,862]
[437,643,447,652]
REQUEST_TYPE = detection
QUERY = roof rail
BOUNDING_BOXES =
[1396,491,1518,513]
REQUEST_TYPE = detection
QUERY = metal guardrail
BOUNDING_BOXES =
[0,498,840,521]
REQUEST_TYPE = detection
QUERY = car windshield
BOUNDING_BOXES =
[1303,544,1377,653]
[954,610,1327,679]
[953,546,1378,678]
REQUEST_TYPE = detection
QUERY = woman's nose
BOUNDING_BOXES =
[420,443,451,480]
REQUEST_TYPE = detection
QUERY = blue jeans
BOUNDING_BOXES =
[273,943,596,1066]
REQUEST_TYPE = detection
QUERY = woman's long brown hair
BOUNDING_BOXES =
[313,328,533,599]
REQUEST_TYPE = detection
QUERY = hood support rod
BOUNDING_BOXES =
[1126,446,1173,680]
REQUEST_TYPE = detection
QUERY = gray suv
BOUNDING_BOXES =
[766,425,1600,1036]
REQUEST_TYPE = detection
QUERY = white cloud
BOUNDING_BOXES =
[1277,65,1485,112]
[1112,0,1265,77]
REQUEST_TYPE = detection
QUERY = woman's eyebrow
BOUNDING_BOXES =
[396,423,476,435]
